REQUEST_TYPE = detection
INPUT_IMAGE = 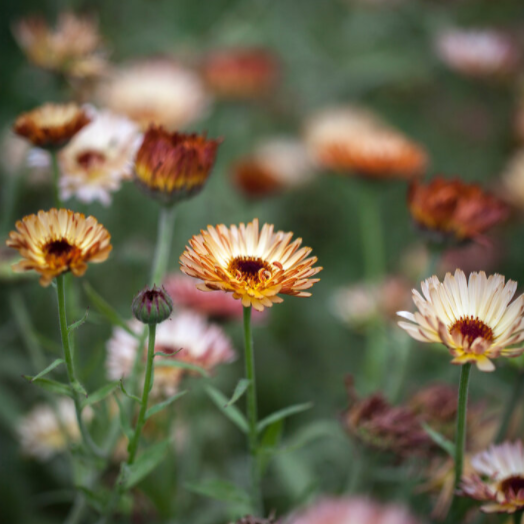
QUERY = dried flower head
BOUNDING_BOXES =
[202,48,279,99]
[286,497,421,524]
[408,177,509,244]
[435,29,520,79]
[58,111,141,206]
[6,208,112,286]
[12,12,108,78]
[180,218,322,311]
[107,312,234,397]
[232,137,315,198]
[134,126,220,205]
[17,399,93,460]
[13,103,92,149]
[460,441,524,513]
[304,106,427,179]
[97,59,210,130]
[398,269,524,371]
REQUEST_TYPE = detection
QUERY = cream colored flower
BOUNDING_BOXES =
[58,111,141,205]
[397,269,524,371]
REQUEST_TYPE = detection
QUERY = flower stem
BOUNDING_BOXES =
[454,363,472,488]
[51,150,62,208]
[56,274,104,458]
[243,306,263,515]
[127,323,157,464]
[150,206,177,286]
[496,371,524,443]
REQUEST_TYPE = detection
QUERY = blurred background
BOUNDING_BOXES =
[2,0,524,523]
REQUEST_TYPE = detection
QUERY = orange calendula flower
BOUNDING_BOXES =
[397,269,524,372]
[6,208,112,286]
[13,103,91,149]
[179,218,322,311]
[134,126,220,205]
[408,177,509,243]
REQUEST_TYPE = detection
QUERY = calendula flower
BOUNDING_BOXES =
[106,312,234,397]
[6,208,112,286]
[460,441,524,513]
[12,12,108,78]
[435,29,520,79]
[408,177,509,243]
[57,111,140,205]
[304,106,427,179]
[13,103,92,149]
[17,399,93,460]
[97,59,210,130]
[134,125,220,205]
[232,137,315,198]
[180,218,322,311]
[397,269,524,371]
[202,48,279,99]
[286,497,421,524]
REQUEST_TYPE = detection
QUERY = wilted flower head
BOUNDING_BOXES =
[132,285,173,325]
[202,48,279,99]
[435,29,520,79]
[461,441,524,513]
[17,399,92,460]
[232,137,315,198]
[180,218,322,311]
[97,59,210,130]
[58,111,141,206]
[13,103,92,149]
[12,12,108,78]
[343,377,432,457]
[6,208,112,286]
[304,106,427,179]
[286,497,421,524]
[398,269,524,371]
[107,312,234,397]
[408,177,509,244]
[134,126,220,205]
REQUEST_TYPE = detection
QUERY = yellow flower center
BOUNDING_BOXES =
[499,476,524,496]
[43,239,81,269]
[450,316,494,345]
[227,256,272,287]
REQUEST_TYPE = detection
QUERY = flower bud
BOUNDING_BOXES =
[132,285,173,324]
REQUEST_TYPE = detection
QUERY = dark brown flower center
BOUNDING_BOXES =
[77,150,106,170]
[500,476,524,496]
[228,256,272,285]
[43,239,81,269]
[449,316,494,344]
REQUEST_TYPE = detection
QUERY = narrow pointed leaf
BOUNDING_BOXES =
[24,376,72,397]
[81,381,120,409]
[421,422,455,458]
[119,380,141,404]
[155,359,209,377]
[225,378,250,408]
[154,350,182,358]
[123,441,170,489]
[146,390,187,419]
[30,358,64,382]
[257,402,313,433]
[67,308,90,334]
[258,419,283,476]
[114,393,132,441]
[205,385,248,433]
[185,479,252,506]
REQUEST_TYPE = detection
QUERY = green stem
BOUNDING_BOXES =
[243,306,263,515]
[496,371,524,443]
[150,206,177,286]
[127,323,157,464]
[51,150,62,208]
[454,363,472,488]
[56,274,104,458]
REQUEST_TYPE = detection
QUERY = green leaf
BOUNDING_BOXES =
[225,378,250,408]
[67,308,89,334]
[258,419,283,476]
[205,385,248,434]
[123,441,170,489]
[114,393,132,441]
[75,485,109,512]
[23,376,72,397]
[81,381,120,409]
[83,283,140,338]
[119,380,141,404]
[154,350,182,358]
[421,422,455,458]
[155,359,209,377]
[30,358,64,381]
[280,420,342,453]
[185,479,252,507]
[257,402,313,433]
[146,390,187,419]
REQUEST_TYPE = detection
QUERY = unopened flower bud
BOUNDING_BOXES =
[132,285,173,324]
